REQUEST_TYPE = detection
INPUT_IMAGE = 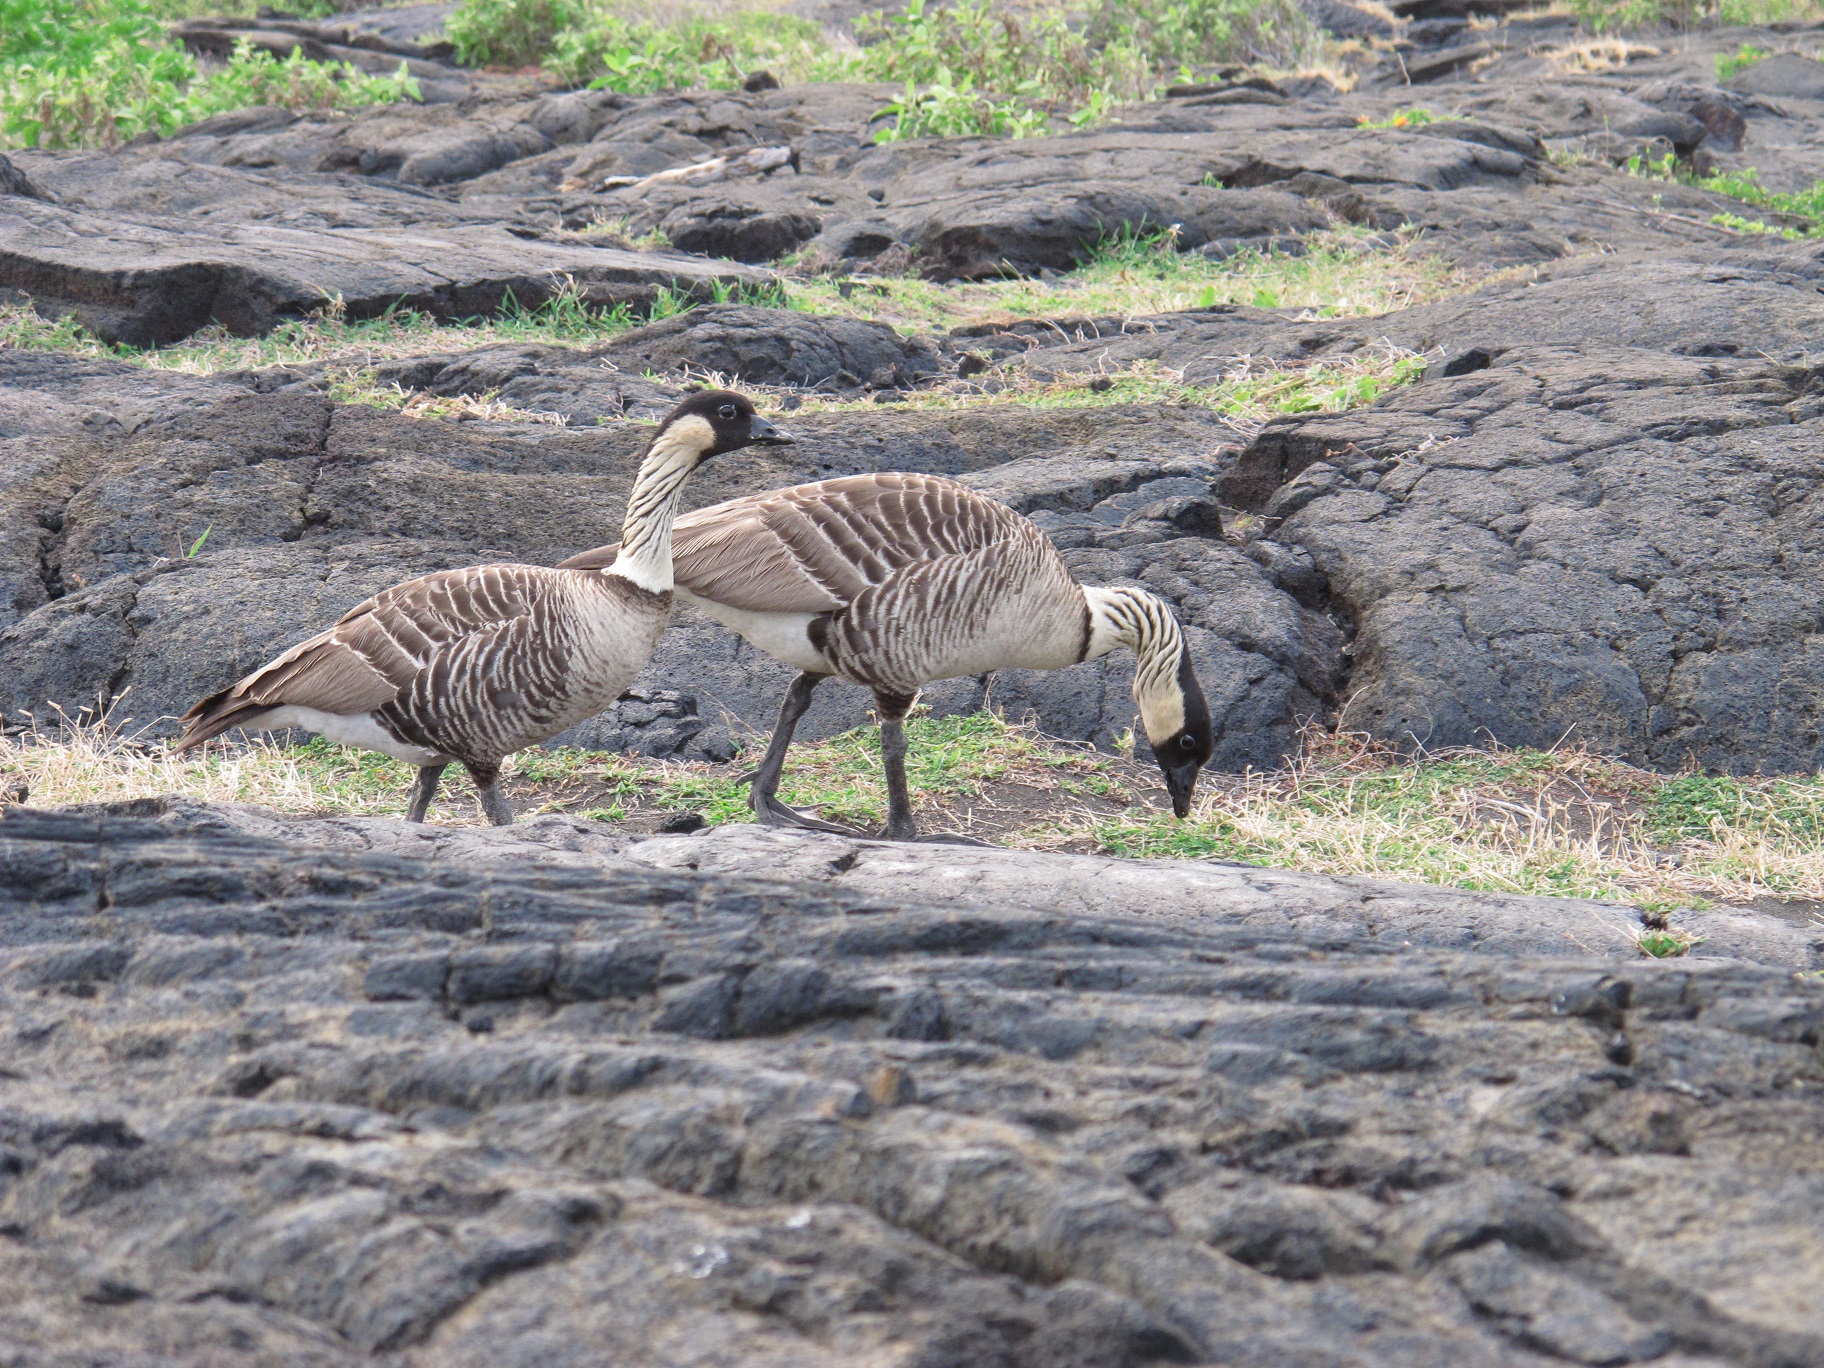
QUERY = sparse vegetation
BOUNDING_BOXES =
[1566,0,1824,32]
[10,716,1824,926]
[775,351,1426,427]
[1,0,418,149]
[791,226,1474,332]
[1693,166,1824,224]
[1625,156,1824,235]
[0,278,700,377]
[1715,42,1769,81]
[1355,106,1456,129]
[444,0,1327,134]
[0,230,1461,424]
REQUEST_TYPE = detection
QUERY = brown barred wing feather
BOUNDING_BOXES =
[174,565,542,752]
[663,473,1025,613]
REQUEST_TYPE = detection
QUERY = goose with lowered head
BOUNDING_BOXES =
[559,471,1214,841]
[174,390,792,825]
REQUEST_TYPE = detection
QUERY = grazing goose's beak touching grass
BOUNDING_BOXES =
[559,472,1219,842]
[173,388,780,827]
[1091,585,1214,821]
[1143,647,1215,819]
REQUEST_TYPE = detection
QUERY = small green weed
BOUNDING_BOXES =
[1356,107,1457,129]
[1636,927,1698,958]
[1715,43,1769,81]
[1625,149,1680,181]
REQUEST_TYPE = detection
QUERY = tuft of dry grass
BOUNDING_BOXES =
[1061,730,1824,914]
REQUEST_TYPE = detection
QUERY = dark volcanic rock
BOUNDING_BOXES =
[368,343,687,424]
[0,151,44,199]
[592,305,946,390]
[658,196,823,263]
[1222,344,1824,771]
[1,806,1821,1365]
[0,196,771,346]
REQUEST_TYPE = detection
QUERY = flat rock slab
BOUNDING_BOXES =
[110,795,1824,969]
[2,805,1822,1366]
[0,197,770,346]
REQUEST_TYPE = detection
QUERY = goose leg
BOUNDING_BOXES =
[876,694,919,842]
[466,760,514,827]
[748,672,857,834]
[406,763,448,824]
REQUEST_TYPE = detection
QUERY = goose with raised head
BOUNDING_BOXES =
[558,471,1214,841]
[174,391,792,825]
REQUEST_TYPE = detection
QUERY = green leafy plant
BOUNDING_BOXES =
[447,0,586,68]
[873,76,1053,141]
[1693,166,1824,223]
[551,11,831,91]
[1,0,419,150]
[1709,211,1804,238]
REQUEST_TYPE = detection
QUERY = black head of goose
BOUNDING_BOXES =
[559,470,1216,840]
[1082,584,1214,818]
[172,389,791,826]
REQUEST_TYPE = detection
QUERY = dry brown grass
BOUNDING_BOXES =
[8,716,1824,923]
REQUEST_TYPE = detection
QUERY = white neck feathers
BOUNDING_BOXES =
[1082,585,1188,743]
[607,415,713,594]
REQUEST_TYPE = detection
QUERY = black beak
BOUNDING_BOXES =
[749,414,794,445]
[1161,759,1202,819]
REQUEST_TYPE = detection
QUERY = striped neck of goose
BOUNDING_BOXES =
[1083,585,1188,744]
[609,415,716,593]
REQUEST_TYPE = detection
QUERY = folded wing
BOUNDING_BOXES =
[556,473,1022,612]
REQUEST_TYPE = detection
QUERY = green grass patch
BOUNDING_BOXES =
[791,226,1473,333]
[0,277,708,379]
[1627,157,1824,236]
[1708,211,1804,238]
[1,0,418,149]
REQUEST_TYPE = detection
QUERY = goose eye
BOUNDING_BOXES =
[1181,736,1196,750]
[719,404,738,420]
